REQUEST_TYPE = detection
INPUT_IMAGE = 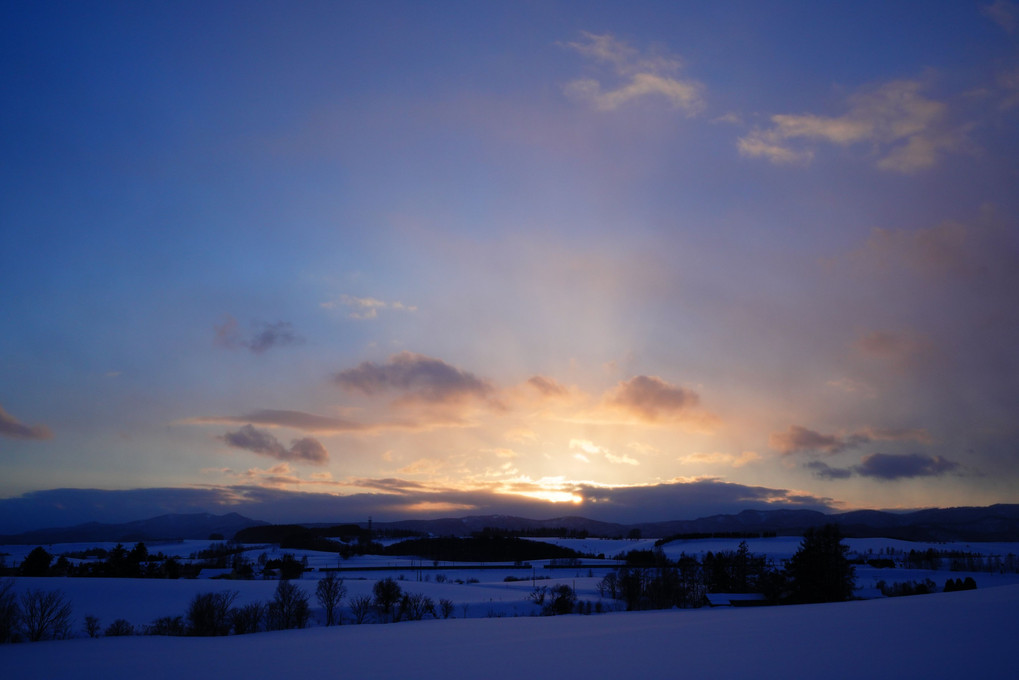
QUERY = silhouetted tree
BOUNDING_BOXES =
[1,579,20,643]
[398,592,435,621]
[349,594,373,624]
[104,618,134,636]
[267,580,310,630]
[20,589,73,641]
[230,602,264,635]
[372,577,402,622]
[84,614,101,638]
[315,572,347,626]
[147,615,186,636]
[187,591,237,636]
[530,583,577,615]
[20,547,52,577]
[439,598,455,619]
[786,524,855,604]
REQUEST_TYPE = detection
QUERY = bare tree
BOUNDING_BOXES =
[83,615,101,638]
[1,579,21,643]
[348,594,373,624]
[21,589,73,642]
[231,602,265,635]
[315,572,347,626]
[187,591,238,636]
[267,580,310,630]
[398,592,435,621]
[439,598,455,619]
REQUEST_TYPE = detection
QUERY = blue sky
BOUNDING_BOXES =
[2,1,1019,531]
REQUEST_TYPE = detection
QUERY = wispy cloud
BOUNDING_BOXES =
[680,451,761,468]
[854,330,936,369]
[771,424,932,455]
[218,424,329,464]
[185,409,367,433]
[770,425,863,455]
[563,32,704,114]
[570,439,639,466]
[0,404,53,441]
[334,351,492,405]
[604,375,702,423]
[984,0,1018,33]
[321,294,417,320]
[526,375,569,398]
[804,460,854,480]
[214,316,302,354]
[739,80,964,172]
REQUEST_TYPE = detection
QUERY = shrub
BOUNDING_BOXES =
[439,598,455,619]
[231,602,264,635]
[147,615,186,636]
[104,619,135,636]
[398,593,435,621]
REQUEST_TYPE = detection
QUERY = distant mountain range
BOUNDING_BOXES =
[371,504,1019,542]
[3,504,1019,545]
[0,512,266,545]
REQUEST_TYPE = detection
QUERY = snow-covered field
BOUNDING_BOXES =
[3,585,1016,679]
[4,536,1019,678]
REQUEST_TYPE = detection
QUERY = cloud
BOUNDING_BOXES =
[526,375,569,398]
[984,1,1018,33]
[218,425,329,464]
[563,32,705,114]
[185,409,367,433]
[214,316,302,354]
[321,294,417,320]
[0,404,53,441]
[570,438,639,466]
[855,453,960,480]
[854,330,936,368]
[804,461,854,480]
[739,80,963,172]
[770,426,850,454]
[604,375,701,423]
[334,351,492,404]
[805,453,960,481]
[681,451,761,468]
[851,221,983,279]
[771,424,931,455]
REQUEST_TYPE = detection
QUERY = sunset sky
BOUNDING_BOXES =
[3,1,1019,532]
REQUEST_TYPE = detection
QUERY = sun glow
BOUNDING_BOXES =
[512,489,584,504]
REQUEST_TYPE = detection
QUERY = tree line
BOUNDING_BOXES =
[0,570,464,644]
[599,525,857,610]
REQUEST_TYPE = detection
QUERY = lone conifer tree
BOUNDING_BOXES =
[786,524,855,603]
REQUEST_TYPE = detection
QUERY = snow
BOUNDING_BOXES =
[3,586,1016,679]
[4,536,1019,678]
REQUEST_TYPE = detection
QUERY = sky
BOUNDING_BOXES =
[2,0,1019,532]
